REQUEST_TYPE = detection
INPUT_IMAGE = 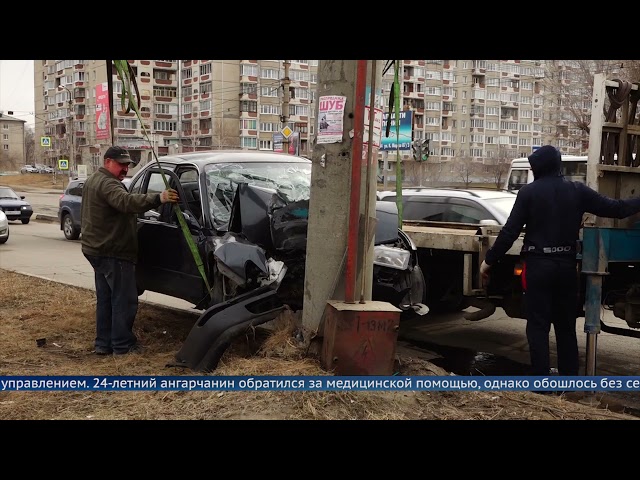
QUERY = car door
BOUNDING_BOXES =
[444,198,495,225]
[402,196,449,221]
[67,181,84,227]
[135,166,209,306]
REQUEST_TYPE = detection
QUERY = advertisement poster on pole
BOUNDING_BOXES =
[273,132,300,155]
[95,82,110,140]
[316,95,346,144]
[380,110,413,151]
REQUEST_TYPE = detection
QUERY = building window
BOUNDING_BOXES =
[261,68,280,79]
[261,86,279,97]
[200,82,212,94]
[116,118,138,129]
[240,101,257,113]
[241,64,258,76]
[241,137,257,148]
[259,140,273,150]
[199,63,212,76]
[153,121,177,132]
[153,87,177,98]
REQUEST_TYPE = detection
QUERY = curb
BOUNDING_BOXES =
[11,269,201,317]
[35,214,58,223]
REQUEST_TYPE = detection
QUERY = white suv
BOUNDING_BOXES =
[377,187,517,226]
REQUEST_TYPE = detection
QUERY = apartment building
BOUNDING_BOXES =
[0,113,26,169]
[33,60,591,182]
[34,60,181,174]
[34,60,318,175]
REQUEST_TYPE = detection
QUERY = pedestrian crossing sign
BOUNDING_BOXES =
[41,136,51,147]
[58,159,69,170]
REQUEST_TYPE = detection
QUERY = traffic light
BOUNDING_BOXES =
[421,139,430,162]
[413,139,430,162]
[412,141,421,162]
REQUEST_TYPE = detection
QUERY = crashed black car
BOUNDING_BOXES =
[128,150,426,369]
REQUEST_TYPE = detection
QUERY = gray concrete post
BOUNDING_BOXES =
[302,60,384,339]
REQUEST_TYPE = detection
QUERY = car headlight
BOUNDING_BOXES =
[373,245,410,270]
[21,206,28,210]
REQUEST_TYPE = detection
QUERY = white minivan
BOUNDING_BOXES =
[505,155,587,191]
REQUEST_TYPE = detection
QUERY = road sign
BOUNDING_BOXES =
[281,126,293,139]
[41,137,51,147]
[58,159,69,170]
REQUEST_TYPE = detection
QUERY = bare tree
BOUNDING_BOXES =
[458,156,475,188]
[425,161,444,186]
[490,146,511,189]
[403,159,422,186]
[212,117,240,149]
[542,60,628,153]
[24,128,36,166]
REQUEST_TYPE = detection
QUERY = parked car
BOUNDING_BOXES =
[57,177,131,241]
[20,165,38,174]
[0,210,9,244]
[377,187,518,226]
[58,179,84,240]
[0,186,33,224]
[126,150,427,315]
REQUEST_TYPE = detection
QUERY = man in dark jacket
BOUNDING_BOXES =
[81,146,179,355]
[480,145,640,376]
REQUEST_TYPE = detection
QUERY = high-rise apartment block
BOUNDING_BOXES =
[33,60,590,184]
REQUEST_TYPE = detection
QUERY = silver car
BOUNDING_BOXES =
[0,210,9,244]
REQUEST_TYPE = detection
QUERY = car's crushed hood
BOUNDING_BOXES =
[210,183,309,298]
[227,183,310,255]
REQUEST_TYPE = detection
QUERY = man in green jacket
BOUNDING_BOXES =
[81,146,179,355]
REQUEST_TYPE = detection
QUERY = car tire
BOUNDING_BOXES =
[21,219,30,225]
[0,235,7,244]
[62,214,80,240]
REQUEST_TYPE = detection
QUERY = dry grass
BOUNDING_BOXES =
[0,269,636,421]
[0,173,66,190]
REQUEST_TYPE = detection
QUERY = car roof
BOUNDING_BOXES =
[378,187,516,200]
[147,149,311,167]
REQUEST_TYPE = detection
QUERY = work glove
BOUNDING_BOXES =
[480,260,491,283]
[160,188,179,204]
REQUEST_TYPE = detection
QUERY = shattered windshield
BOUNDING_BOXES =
[204,161,312,227]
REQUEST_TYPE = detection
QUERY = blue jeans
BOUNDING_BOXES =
[83,254,138,353]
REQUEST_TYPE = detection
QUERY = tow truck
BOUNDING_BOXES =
[401,73,640,374]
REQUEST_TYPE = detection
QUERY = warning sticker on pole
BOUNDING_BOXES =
[316,95,346,144]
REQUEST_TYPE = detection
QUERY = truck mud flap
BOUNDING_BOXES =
[174,286,284,372]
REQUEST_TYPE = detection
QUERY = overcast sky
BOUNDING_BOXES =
[0,60,35,130]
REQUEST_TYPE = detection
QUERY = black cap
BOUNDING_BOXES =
[104,146,134,164]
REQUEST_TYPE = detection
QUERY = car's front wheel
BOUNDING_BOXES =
[62,214,80,240]
[21,219,30,225]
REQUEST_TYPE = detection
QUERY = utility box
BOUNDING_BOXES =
[321,300,401,376]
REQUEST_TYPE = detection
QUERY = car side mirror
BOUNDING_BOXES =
[479,219,500,226]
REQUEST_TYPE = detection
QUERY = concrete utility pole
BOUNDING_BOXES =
[302,60,384,337]
[281,60,291,154]
[62,86,74,173]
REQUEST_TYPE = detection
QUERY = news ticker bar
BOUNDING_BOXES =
[2,376,640,392]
